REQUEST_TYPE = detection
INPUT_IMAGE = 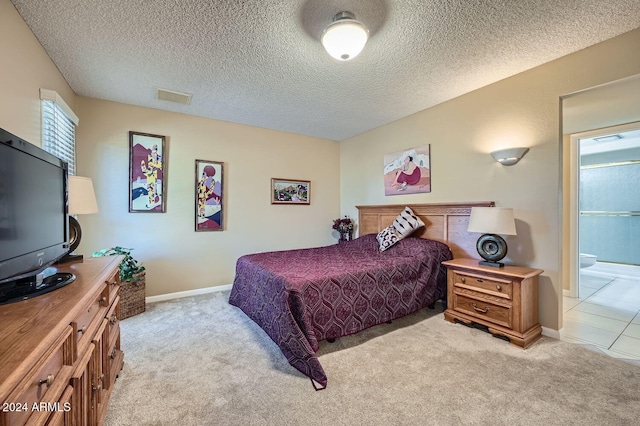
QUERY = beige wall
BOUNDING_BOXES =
[75,98,340,296]
[340,28,640,331]
[0,0,76,145]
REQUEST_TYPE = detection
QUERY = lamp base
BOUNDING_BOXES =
[56,252,83,265]
[68,216,82,253]
[476,234,508,266]
[479,260,505,268]
[57,216,84,265]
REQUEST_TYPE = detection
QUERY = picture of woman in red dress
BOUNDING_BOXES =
[392,156,421,190]
[383,145,431,196]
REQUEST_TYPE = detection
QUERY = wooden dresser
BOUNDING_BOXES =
[442,258,543,348]
[0,257,124,426]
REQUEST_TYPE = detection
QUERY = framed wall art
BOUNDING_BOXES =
[195,159,224,231]
[129,131,166,212]
[383,144,431,196]
[271,178,310,205]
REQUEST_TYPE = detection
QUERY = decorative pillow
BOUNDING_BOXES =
[376,226,400,252]
[392,206,425,238]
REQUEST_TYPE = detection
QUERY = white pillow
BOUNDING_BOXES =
[392,206,425,238]
[376,226,400,251]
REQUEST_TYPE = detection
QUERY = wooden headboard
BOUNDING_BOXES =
[356,202,494,259]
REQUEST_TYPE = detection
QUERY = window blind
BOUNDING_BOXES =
[40,91,78,176]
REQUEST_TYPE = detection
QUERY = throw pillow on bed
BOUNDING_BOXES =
[376,226,400,251]
[392,206,425,238]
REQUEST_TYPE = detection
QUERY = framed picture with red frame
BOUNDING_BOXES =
[129,131,166,213]
[195,159,224,231]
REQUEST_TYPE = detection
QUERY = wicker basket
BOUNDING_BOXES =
[119,271,146,319]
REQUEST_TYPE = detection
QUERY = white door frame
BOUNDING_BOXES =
[566,121,640,298]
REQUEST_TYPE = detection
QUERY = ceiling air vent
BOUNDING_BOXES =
[594,134,623,142]
[156,88,193,105]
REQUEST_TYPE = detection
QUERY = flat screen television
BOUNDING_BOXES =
[0,127,75,305]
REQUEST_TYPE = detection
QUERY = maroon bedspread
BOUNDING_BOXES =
[228,234,452,389]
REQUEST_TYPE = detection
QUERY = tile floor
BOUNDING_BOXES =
[562,262,640,360]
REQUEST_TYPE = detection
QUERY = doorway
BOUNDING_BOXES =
[563,123,640,358]
[566,123,640,298]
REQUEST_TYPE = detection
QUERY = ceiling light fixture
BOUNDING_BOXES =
[321,11,369,61]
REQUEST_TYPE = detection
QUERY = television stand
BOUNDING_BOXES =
[0,256,124,425]
[0,269,76,305]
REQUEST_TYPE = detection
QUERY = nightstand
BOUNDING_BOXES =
[442,258,543,348]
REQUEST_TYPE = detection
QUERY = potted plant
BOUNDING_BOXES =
[92,246,146,318]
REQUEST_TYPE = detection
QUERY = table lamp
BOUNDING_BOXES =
[61,176,99,263]
[467,207,516,268]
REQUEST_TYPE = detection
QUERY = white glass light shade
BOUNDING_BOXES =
[321,14,368,61]
[68,176,99,215]
[490,147,529,166]
[467,207,516,235]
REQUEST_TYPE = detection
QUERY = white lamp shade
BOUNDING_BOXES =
[68,176,99,215]
[467,207,516,235]
[321,18,368,61]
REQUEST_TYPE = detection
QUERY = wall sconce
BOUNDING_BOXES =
[490,147,529,166]
[321,11,369,61]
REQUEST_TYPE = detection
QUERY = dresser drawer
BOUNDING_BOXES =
[105,269,120,306]
[453,293,512,328]
[453,271,513,300]
[105,296,121,350]
[72,285,109,353]
[2,327,74,426]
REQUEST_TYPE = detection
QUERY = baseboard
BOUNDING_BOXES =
[562,289,571,297]
[542,326,561,340]
[146,284,232,304]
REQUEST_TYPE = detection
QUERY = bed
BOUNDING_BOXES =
[228,202,492,389]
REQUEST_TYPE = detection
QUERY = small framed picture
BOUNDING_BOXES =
[271,178,310,205]
[129,131,167,212]
[195,160,224,231]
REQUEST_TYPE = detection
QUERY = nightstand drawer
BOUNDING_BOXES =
[453,271,512,300]
[453,293,512,328]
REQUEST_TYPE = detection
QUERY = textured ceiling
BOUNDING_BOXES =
[11,0,640,141]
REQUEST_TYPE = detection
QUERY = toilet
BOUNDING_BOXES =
[580,253,597,268]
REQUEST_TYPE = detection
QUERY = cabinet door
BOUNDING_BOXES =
[70,342,94,426]
[105,297,125,391]
[91,319,109,424]
[42,385,73,426]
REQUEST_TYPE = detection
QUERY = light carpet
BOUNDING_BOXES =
[104,291,640,426]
